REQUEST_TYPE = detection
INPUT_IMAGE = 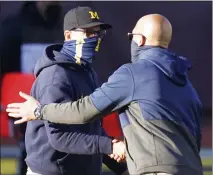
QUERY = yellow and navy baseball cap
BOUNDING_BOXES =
[64,6,112,31]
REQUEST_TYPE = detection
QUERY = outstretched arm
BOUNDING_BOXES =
[7,65,134,125]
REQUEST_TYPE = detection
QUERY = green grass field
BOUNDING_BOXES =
[1,157,212,175]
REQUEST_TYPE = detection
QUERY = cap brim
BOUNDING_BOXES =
[77,22,112,30]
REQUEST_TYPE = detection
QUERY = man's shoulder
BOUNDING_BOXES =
[116,63,132,71]
[42,64,73,80]
[31,73,73,102]
[117,62,148,73]
[34,65,73,92]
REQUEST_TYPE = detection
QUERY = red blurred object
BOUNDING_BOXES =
[102,112,123,138]
[1,72,35,137]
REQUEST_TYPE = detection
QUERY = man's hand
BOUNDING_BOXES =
[109,139,126,163]
[6,91,39,124]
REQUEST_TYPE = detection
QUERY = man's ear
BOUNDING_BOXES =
[64,30,71,41]
[137,35,146,47]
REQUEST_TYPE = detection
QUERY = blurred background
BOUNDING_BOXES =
[0,1,212,175]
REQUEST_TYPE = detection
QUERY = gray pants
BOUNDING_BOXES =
[26,167,41,175]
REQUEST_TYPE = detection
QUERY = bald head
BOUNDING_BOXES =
[132,14,172,48]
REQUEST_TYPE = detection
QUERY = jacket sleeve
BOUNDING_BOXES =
[41,66,134,124]
[39,84,112,155]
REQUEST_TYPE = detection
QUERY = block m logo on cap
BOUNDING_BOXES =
[89,11,99,19]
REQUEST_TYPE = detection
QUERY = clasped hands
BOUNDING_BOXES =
[109,139,126,163]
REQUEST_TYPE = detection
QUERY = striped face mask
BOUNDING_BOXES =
[60,36,101,65]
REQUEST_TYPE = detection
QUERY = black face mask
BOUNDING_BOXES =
[44,4,61,27]
[131,40,142,63]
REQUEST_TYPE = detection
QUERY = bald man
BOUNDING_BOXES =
[7,14,203,175]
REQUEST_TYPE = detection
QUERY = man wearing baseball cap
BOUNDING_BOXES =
[21,6,128,175]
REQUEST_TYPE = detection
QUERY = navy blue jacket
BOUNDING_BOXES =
[25,44,113,175]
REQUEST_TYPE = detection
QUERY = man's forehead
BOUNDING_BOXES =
[132,20,142,33]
